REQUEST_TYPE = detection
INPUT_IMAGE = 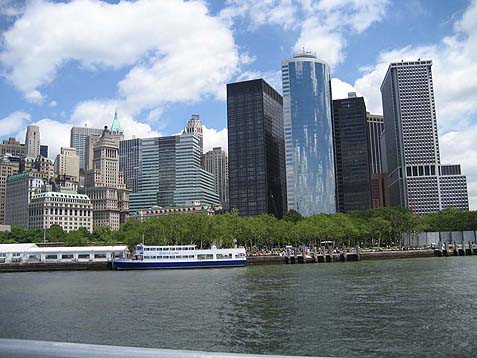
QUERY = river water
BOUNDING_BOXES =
[1,257,477,357]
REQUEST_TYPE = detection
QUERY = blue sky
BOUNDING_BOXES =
[0,0,476,207]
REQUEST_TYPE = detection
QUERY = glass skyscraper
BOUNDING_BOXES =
[227,79,287,218]
[332,94,372,212]
[282,53,335,216]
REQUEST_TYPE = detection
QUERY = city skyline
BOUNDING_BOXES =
[0,0,476,208]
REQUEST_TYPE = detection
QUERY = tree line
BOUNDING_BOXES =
[1,208,477,249]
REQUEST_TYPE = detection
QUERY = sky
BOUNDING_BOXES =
[0,0,476,208]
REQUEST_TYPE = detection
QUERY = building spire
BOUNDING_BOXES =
[111,110,123,134]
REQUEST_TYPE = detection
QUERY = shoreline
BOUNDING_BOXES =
[0,249,456,271]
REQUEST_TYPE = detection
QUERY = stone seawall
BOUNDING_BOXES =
[0,262,111,272]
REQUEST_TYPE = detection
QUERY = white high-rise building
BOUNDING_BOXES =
[85,127,129,230]
[202,147,228,208]
[54,147,80,182]
[25,125,40,158]
[381,59,468,214]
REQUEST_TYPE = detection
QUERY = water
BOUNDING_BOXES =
[1,257,477,357]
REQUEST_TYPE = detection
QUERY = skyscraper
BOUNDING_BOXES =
[0,157,19,224]
[381,59,468,214]
[282,52,335,216]
[203,147,228,208]
[119,138,142,193]
[227,79,287,218]
[366,113,390,209]
[70,126,103,171]
[0,137,25,158]
[84,127,129,230]
[129,127,219,214]
[366,113,385,174]
[332,94,372,212]
[25,125,40,157]
[54,147,80,182]
[184,115,203,152]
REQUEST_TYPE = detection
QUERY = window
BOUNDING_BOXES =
[62,254,74,259]
[78,254,90,259]
[94,254,107,259]
[45,254,58,260]
[198,254,213,260]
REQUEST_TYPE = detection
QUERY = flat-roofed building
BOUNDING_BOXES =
[0,157,19,224]
[29,192,93,233]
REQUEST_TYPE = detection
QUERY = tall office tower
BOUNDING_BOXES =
[54,147,80,182]
[85,127,129,230]
[5,173,45,228]
[381,59,468,214]
[282,52,335,216]
[366,113,385,174]
[70,126,104,171]
[119,138,142,193]
[40,145,48,158]
[227,79,287,218]
[0,137,26,158]
[366,113,390,208]
[332,94,372,212]
[25,125,40,157]
[0,157,19,224]
[174,133,220,207]
[203,147,228,208]
[184,115,203,151]
[129,132,220,214]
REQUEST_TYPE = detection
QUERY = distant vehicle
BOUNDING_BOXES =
[112,244,246,270]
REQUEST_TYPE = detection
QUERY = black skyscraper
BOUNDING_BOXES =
[333,94,372,212]
[227,79,287,218]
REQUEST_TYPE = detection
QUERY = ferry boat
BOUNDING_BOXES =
[112,244,247,270]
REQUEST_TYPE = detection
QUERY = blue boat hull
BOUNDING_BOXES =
[112,259,246,270]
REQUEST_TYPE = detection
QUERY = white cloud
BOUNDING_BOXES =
[0,0,239,112]
[294,18,345,68]
[0,111,30,136]
[331,78,358,100]
[237,70,283,93]
[203,126,228,154]
[48,100,57,107]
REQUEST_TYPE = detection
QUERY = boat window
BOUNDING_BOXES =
[163,256,169,259]
[94,254,107,259]
[216,254,223,259]
[45,254,58,260]
[78,254,90,259]
[0,253,6,257]
[198,254,213,260]
[62,254,74,259]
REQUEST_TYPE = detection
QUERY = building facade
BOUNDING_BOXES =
[28,192,93,233]
[119,138,142,193]
[174,133,220,207]
[184,115,203,151]
[70,126,104,171]
[84,127,129,230]
[25,125,40,158]
[203,147,228,208]
[332,94,372,212]
[40,145,48,158]
[381,59,468,214]
[21,156,54,181]
[0,137,25,158]
[129,131,220,214]
[5,173,45,228]
[282,53,335,216]
[0,157,19,225]
[54,147,80,182]
[367,113,385,174]
[227,79,287,218]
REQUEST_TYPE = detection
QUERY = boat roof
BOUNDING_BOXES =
[0,243,128,253]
